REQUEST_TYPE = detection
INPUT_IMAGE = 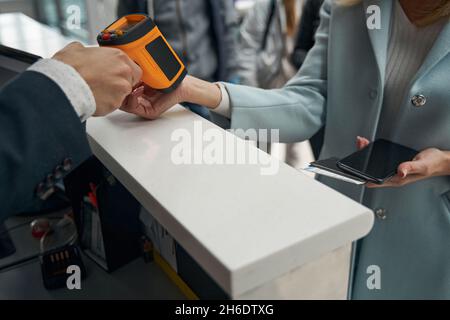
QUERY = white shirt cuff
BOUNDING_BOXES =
[211,82,231,119]
[28,59,96,122]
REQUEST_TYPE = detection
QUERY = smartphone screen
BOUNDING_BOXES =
[337,139,418,183]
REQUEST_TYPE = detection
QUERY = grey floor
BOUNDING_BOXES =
[0,215,185,300]
[0,256,186,300]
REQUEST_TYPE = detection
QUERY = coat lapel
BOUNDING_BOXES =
[412,19,450,83]
[363,0,393,84]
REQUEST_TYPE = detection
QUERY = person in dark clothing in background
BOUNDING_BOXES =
[291,0,324,159]
[291,0,324,69]
[117,0,240,120]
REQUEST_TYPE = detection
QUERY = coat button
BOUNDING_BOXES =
[36,182,46,198]
[54,165,64,180]
[45,174,55,188]
[375,208,387,220]
[411,94,427,107]
[369,89,378,99]
[36,183,54,200]
[63,158,73,172]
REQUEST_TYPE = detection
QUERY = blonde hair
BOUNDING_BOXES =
[338,0,450,26]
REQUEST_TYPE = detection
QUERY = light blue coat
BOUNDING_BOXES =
[221,0,450,299]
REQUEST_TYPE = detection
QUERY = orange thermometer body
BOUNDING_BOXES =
[98,14,187,93]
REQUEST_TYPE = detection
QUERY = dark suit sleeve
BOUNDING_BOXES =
[0,71,92,221]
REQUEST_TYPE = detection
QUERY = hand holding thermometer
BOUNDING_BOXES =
[98,14,187,93]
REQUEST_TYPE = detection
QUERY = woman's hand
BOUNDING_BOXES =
[356,136,450,188]
[120,75,222,119]
[120,81,185,120]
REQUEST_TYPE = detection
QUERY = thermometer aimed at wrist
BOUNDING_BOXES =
[97,14,187,93]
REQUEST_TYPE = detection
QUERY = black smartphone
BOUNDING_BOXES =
[337,139,419,184]
[310,157,367,184]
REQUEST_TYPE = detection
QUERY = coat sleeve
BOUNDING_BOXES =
[0,71,92,221]
[224,0,331,143]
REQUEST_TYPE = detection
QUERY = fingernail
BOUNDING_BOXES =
[400,170,407,178]
[132,86,144,95]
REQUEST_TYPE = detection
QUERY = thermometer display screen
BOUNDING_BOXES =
[146,37,181,81]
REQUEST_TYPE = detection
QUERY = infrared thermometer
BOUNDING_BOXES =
[98,14,187,93]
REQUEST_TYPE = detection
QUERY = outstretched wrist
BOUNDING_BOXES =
[178,75,192,104]
[180,75,222,109]
[444,151,450,175]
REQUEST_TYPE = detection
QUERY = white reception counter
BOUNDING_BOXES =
[87,106,374,299]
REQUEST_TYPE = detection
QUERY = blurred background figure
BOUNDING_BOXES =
[235,0,321,169]
[236,0,300,89]
[291,0,324,70]
[117,0,240,120]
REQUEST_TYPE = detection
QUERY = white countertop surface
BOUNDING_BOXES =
[87,106,374,297]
